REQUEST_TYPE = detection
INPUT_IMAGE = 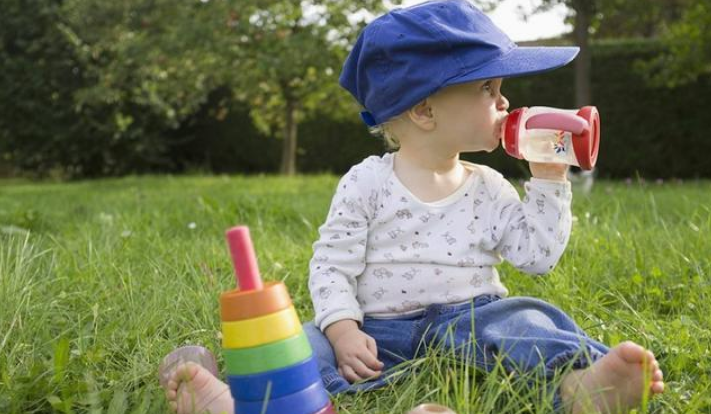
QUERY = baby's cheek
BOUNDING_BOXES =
[472,116,493,134]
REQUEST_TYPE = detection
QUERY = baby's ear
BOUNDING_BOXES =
[407,100,436,131]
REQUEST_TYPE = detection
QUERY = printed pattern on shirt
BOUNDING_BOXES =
[308,153,572,331]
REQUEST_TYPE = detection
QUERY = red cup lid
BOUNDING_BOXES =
[503,107,526,159]
[572,106,600,170]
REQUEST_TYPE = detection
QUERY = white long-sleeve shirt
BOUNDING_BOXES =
[308,153,572,331]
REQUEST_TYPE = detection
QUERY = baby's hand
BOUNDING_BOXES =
[529,161,569,182]
[325,320,384,383]
[333,329,384,383]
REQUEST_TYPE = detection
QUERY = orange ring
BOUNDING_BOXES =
[220,281,292,321]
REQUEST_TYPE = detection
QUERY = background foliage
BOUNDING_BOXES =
[0,0,709,178]
[201,39,711,179]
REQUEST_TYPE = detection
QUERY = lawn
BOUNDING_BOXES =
[1,174,710,413]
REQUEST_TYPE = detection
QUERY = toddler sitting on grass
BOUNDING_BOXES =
[161,1,664,413]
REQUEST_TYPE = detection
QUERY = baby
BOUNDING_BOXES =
[162,1,664,413]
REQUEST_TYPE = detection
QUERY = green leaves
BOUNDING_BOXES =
[473,0,708,88]
[636,3,711,87]
[0,0,394,176]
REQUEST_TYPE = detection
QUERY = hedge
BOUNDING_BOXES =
[186,39,709,179]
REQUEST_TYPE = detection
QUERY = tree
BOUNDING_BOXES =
[636,2,711,87]
[59,0,391,176]
[0,0,90,176]
[57,0,232,175]
[224,1,389,175]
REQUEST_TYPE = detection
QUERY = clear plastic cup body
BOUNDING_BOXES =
[407,403,457,414]
[517,107,581,167]
[158,345,219,388]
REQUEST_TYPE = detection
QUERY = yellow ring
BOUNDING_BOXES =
[221,306,301,349]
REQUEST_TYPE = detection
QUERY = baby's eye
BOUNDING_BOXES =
[482,81,495,96]
[481,81,498,97]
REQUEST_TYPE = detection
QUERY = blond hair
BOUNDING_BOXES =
[368,115,403,150]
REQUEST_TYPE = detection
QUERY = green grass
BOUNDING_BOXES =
[1,175,710,413]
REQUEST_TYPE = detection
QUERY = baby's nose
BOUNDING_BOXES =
[497,95,509,111]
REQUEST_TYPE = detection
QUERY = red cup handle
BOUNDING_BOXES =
[525,112,588,134]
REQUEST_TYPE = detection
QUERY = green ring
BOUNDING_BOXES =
[223,331,312,375]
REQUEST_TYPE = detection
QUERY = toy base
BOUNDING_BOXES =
[158,345,219,389]
[407,403,457,414]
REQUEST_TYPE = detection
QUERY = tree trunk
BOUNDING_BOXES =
[279,98,298,175]
[572,0,592,107]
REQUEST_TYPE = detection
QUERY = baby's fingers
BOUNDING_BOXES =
[365,337,381,360]
[340,364,363,383]
[363,340,385,371]
[351,356,381,380]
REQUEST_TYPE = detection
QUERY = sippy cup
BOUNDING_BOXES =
[501,106,600,170]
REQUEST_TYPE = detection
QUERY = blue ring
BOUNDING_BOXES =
[228,356,321,401]
[234,380,330,414]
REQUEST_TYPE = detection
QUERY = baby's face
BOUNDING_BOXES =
[429,78,509,153]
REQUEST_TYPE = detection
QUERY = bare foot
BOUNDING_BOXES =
[164,362,234,414]
[561,341,665,413]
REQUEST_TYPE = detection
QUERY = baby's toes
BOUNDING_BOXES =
[652,368,663,382]
[651,380,665,394]
[166,389,177,401]
[616,341,647,363]
[176,362,200,381]
[645,350,657,365]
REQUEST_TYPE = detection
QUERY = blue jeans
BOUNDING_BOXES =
[303,295,609,411]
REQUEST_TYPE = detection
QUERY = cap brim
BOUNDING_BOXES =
[445,46,580,85]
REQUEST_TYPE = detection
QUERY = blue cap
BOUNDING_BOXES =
[339,0,580,127]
